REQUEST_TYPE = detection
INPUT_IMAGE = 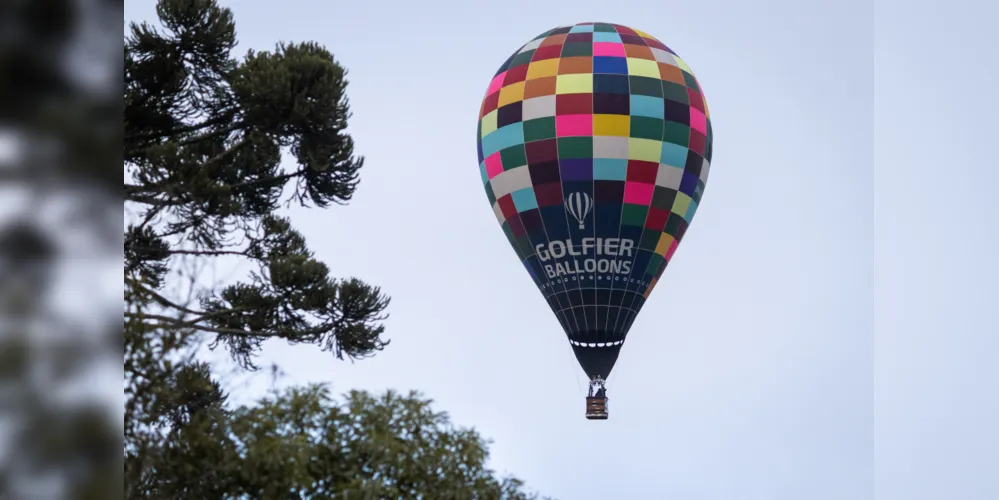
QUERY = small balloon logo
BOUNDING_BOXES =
[565,192,592,229]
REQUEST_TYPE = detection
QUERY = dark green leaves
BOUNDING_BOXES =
[123,2,549,499]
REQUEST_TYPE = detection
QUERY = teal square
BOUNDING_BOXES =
[500,145,528,170]
[693,179,705,203]
[523,117,556,142]
[511,187,539,212]
[629,76,664,97]
[533,29,556,40]
[481,122,525,157]
[685,199,698,221]
[593,32,623,43]
[621,203,648,227]
[662,82,689,104]
[561,42,592,57]
[662,122,690,148]
[593,159,628,180]
[630,95,664,119]
[665,213,683,236]
[682,71,699,89]
[661,142,689,168]
[510,50,535,67]
[647,253,665,274]
[557,136,593,159]
[630,116,664,141]
[485,184,497,205]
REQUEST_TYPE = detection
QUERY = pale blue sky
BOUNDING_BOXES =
[123,1,998,499]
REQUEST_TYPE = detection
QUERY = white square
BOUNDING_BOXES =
[522,96,556,120]
[492,200,506,225]
[490,165,532,199]
[651,48,676,65]
[519,39,543,52]
[655,164,684,190]
[592,136,630,159]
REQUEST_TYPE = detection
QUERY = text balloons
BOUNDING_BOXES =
[476,22,713,383]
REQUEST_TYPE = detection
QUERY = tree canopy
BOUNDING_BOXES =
[124,1,549,498]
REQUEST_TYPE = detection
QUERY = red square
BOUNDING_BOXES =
[525,139,558,164]
[676,219,689,241]
[645,207,670,231]
[533,182,564,207]
[620,34,647,46]
[612,24,638,36]
[556,93,593,115]
[521,209,544,233]
[504,64,529,85]
[626,160,658,184]
[498,194,518,219]
[529,161,561,184]
[688,131,706,156]
[480,91,500,118]
[532,45,563,61]
[687,88,705,111]
[508,215,527,237]
[644,38,668,51]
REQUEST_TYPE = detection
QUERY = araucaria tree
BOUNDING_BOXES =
[124,1,548,498]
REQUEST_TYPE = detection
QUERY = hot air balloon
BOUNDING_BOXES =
[476,22,713,419]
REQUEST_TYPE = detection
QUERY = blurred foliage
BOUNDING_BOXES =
[120,1,550,499]
[0,0,121,499]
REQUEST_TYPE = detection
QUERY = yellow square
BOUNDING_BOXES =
[674,56,692,73]
[555,74,592,94]
[672,192,692,216]
[627,58,661,79]
[526,59,559,80]
[628,138,662,162]
[480,110,498,137]
[634,29,653,38]
[593,114,630,137]
[654,233,675,256]
[497,81,526,107]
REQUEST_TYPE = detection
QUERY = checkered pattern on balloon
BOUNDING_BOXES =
[476,22,713,392]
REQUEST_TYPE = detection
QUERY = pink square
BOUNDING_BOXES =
[623,181,654,205]
[689,107,707,134]
[556,114,593,137]
[593,42,626,57]
[664,239,679,260]
[485,152,504,179]
[487,72,507,94]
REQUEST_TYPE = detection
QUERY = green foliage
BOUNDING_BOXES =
[124,0,387,368]
[123,1,549,498]
[125,278,546,499]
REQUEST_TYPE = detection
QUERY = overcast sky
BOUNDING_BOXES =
[123,1,998,499]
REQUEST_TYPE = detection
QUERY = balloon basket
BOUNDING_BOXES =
[585,396,608,420]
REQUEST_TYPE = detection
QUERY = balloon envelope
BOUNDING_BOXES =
[476,23,713,381]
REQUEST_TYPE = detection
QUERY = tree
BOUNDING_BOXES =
[123,1,549,498]
[125,0,388,370]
